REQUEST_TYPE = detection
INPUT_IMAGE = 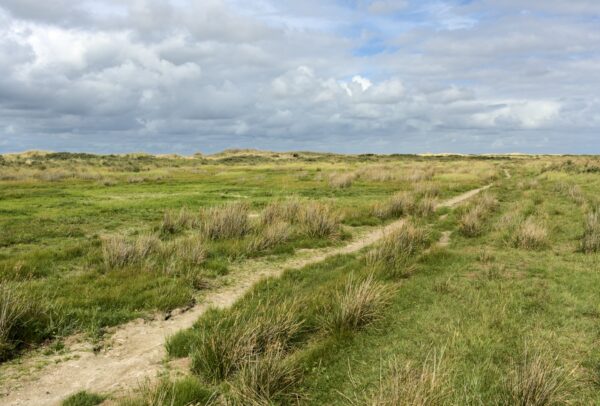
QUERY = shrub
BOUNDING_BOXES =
[62,391,105,406]
[504,350,574,406]
[581,208,600,253]
[322,275,392,334]
[366,222,428,275]
[200,202,250,240]
[248,222,291,252]
[514,218,548,250]
[363,351,451,406]
[229,345,302,405]
[298,202,340,239]
[191,304,304,382]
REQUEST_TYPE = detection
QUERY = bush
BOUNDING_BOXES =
[298,202,340,239]
[581,208,600,253]
[514,218,548,250]
[322,275,392,334]
[200,202,250,240]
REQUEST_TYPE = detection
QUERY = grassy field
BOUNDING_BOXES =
[2,151,600,404]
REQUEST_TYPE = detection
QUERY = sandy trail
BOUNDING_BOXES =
[0,185,491,406]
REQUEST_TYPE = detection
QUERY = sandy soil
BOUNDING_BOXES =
[0,185,490,405]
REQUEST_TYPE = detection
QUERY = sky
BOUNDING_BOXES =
[0,0,599,154]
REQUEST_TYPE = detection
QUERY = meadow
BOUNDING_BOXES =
[1,150,599,405]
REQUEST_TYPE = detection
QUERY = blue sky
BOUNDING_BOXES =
[0,0,599,154]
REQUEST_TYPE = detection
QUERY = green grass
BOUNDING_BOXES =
[62,391,105,406]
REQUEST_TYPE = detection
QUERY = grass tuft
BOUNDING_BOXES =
[200,202,250,240]
[514,218,548,250]
[298,202,340,239]
[322,274,392,334]
[581,208,600,253]
[0,284,30,360]
[61,391,105,406]
[248,221,291,252]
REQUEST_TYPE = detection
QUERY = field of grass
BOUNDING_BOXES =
[2,151,600,404]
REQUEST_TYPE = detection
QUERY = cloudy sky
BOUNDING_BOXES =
[0,0,599,154]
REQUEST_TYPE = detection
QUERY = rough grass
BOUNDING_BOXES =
[329,172,356,189]
[247,221,291,252]
[0,284,30,360]
[514,218,548,250]
[322,274,392,334]
[62,391,105,406]
[190,304,304,382]
[372,192,414,220]
[119,377,214,406]
[581,208,600,253]
[200,202,250,240]
[504,349,575,406]
[357,352,451,406]
[228,345,303,405]
[459,193,498,237]
[101,234,161,268]
[366,222,428,277]
[297,202,340,239]
[260,198,302,226]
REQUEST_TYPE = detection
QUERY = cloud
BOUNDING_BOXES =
[0,0,598,154]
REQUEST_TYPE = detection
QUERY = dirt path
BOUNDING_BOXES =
[0,185,491,406]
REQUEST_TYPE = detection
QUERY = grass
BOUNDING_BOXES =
[5,152,600,404]
[62,391,105,406]
[581,207,600,253]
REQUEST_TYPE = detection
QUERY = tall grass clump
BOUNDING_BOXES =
[459,193,499,237]
[61,391,105,406]
[160,207,197,234]
[297,202,340,239]
[120,377,214,406]
[260,198,302,226]
[359,351,451,406]
[0,284,29,360]
[329,172,355,189]
[322,275,392,335]
[504,349,574,406]
[513,218,548,250]
[229,345,302,405]
[366,222,428,277]
[413,197,437,217]
[581,208,600,253]
[248,221,291,253]
[171,234,207,267]
[101,234,161,268]
[191,304,304,382]
[373,192,414,220]
[200,202,250,240]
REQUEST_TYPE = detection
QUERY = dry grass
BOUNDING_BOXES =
[260,198,302,226]
[297,202,340,239]
[248,222,291,252]
[172,234,207,267]
[229,345,302,405]
[581,208,600,253]
[372,192,414,220]
[514,218,548,250]
[366,222,428,275]
[356,350,451,406]
[200,202,250,240]
[322,275,392,334]
[413,197,437,217]
[504,349,575,406]
[329,172,356,189]
[459,193,498,237]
